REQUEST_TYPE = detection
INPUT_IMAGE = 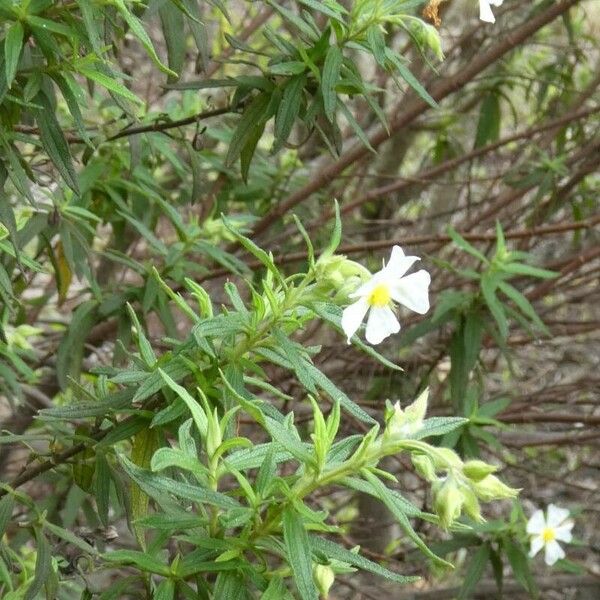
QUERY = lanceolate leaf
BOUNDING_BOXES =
[283,508,318,600]
[226,92,273,167]
[322,45,342,122]
[4,21,24,89]
[311,536,418,583]
[33,92,79,192]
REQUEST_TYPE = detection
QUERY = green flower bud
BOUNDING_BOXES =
[431,447,463,470]
[405,19,444,61]
[460,485,484,523]
[386,389,428,439]
[314,564,335,598]
[205,407,222,459]
[412,453,437,482]
[314,254,371,300]
[434,477,464,529]
[462,460,498,482]
[472,474,520,502]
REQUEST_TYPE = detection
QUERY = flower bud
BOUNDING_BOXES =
[406,19,444,60]
[462,460,498,482]
[386,389,428,439]
[434,477,464,529]
[460,485,484,523]
[472,474,520,502]
[430,447,463,470]
[314,254,371,300]
[412,454,437,482]
[314,564,335,598]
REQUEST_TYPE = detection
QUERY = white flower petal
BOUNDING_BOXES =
[349,276,379,299]
[529,535,544,558]
[490,0,504,6]
[526,509,546,535]
[547,505,570,528]
[554,522,574,543]
[544,540,565,566]
[390,270,431,314]
[341,298,369,343]
[365,306,400,345]
[479,0,496,22]
[382,246,420,279]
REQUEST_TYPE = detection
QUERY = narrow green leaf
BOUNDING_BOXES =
[104,550,171,576]
[497,280,549,334]
[24,529,52,600]
[113,0,177,76]
[261,576,293,599]
[4,21,24,89]
[0,495,14,539]
[44,521,98,555]
[480,275,508,339]
[501,261,557,279]
[225,92,272,166]
[447,227,488,263]
[157,368,208,438]
[78,67,142,104]
[311,536,419,583]
[126,303,156,367]
[56,300,98,388]
[264,417,313,465]
[361,471,452,567]
[120,455,240,510]
[458,544,490,599]
[33,92,79,192]
[504,540,538,597]
[322,45,342,122]
[390,52,437,108]
[283,508,318,600]
[414,417,467,439]
[95,453,111,526]
[474,93,500,148]
[274,73,306,150]
[159,2,186,79]
[154,579,175,600]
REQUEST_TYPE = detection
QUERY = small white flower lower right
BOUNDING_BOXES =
[526,504,574,566]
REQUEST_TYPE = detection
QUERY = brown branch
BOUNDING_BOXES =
[106,105,233,141]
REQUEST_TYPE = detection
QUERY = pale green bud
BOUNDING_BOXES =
[462,460,498,482]
[412,454,437,482]
[472,474,520,502]
[386,389,428,439]
[205,407,222,459]
[404,19,444,61]
[430,447,463,470]
[460,485,484,523]
[314,564,335,598]
[434,477,463,529]
[5,325,43,351]
[314,254,371,299]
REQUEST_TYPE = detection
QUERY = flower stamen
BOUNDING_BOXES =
[542,528,556,543]
[368,284,391,307]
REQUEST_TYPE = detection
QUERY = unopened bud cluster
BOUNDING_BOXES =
[378,389,519,529]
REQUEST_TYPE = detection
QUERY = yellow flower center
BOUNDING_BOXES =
[542,527,556,543]
[368,284,391,307]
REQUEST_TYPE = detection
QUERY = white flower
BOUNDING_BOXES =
[527,504,574,566]
[341,246,430,345]
[479,0,503,23]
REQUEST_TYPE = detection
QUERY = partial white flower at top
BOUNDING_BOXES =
[527,504,574,566]
[341,246,431,345]
[479,0,503,23]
